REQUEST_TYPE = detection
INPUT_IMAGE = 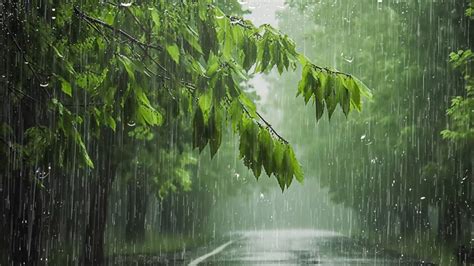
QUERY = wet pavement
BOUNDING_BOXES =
[189,229,431,265]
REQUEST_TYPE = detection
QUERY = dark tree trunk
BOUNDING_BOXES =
[160,195,178,234]
[1,1,45,264]
[125,176,148,243]
[400,206,417,237]
[83,130,116,265]
[438,146,472,244]
[438,201,462,243]
[8,170,43,265]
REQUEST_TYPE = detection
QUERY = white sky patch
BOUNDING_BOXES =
[242,0,286,104]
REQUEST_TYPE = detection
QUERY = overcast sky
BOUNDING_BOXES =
[242,0,286,26]
[241,0,287,103]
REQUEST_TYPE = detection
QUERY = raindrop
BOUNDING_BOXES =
[341,52,354,63]
[40,83,49,88]
[420,196,426,200]
[52,16,56,20]
[120,2,133,7]
[237,0,248,4]
[360,134,366,140]
[343,56,354,63]
[259,193,264,200]
[127,121,136,127]
[216,15,225,19]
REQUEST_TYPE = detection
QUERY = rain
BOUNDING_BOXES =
[0,0,473,265]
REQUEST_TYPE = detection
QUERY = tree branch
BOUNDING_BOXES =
[5,27,51,98]
[239,101,289,144]
[73,7,162,51]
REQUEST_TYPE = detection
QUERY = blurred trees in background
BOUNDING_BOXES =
[272,0,472,249]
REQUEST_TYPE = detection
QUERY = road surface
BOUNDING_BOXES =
[188,229,431,265]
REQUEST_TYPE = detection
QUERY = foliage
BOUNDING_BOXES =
[4,0,368,191]
[442,50,474,143]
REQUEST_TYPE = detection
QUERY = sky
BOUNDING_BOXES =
[242,0,287,103]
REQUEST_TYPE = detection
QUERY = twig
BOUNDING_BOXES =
[73,7,162,51]
[255,110,288,144]
[239,101,289,144]
[8,87,38,102]
[228,16,252,29]
[5,27,51,98]
[312,64,353,78]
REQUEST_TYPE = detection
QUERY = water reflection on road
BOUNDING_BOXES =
[196,229,428,265]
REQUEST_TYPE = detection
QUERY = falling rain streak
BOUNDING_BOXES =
[0,0,472,265]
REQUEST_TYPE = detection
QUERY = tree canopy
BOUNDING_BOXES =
[2,0,370,190]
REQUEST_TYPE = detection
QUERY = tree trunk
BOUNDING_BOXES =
[125,176,148,243]
[8,170,43,265]
[400,205,416,237]
[83,130,116,264]
[438,201,462,243]
[1,1,45,264]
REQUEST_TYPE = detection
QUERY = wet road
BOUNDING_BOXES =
[189,229,429,265]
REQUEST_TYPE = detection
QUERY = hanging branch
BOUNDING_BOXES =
[74,6,289,145]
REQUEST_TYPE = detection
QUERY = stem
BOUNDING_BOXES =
[73,7,162,51]
[5,27,51,98]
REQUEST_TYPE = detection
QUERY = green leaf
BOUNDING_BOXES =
[288,147,303,183]
[198,90,213,121]
[138,105,162,126]
[223,30,233,58]
[150,8,161,29]
[74,130,94,168]
[243,39,257,71]
[118,55,136,81]
[282,147,294,187]
[353,76,372,99]
[343,77,361,111]
[314,96,325,121]
[259,38,271,72]
[166,43,180,64]
[105,115,116,131]
[325,74,338,119]
[273,140,286,190]
[184,25,203,53]
[193,106,208,151]
[239,93,257,118]
[206,54,220,76]
[209,107,222,158]
[57,76,72,97]
[258,128,274,176]
[228,99,242,131]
